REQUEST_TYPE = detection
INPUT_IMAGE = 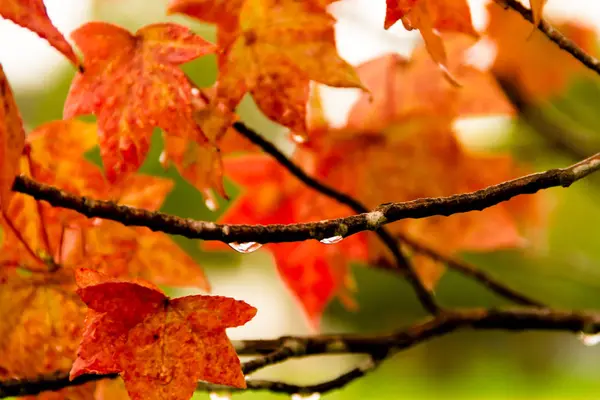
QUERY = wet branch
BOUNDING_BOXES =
[3,307,600,397]
[12,153,600,249]
[233,122,546,309]
[397,234,545,307]
[232,121,439,314]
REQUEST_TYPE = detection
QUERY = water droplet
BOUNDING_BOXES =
[191,87,200,97]
[204,197,218,212]
[319,235,343,244]
[578,332,600,346]
[290,132,308,144]
[159,151,169,168]
[203,189,219,212]
[291,394,321,400]
[209,393,231,400]
[228,242,263,254]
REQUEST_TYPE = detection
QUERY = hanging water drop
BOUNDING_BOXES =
[319,235,343,244]
[209,392,231,400]
[578,332,600,346]
[203,189,219,212]
[290,132,308,144]
[228,242,263,254]
[204,197,218,212]
[291,393,321,400]
[159,151,168,168]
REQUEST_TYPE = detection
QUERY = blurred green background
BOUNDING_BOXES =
[6,0,600,398]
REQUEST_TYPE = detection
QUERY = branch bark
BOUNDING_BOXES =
[12,153,600,244]
[232,121,439,314]
[232,122,546,309]
[3,307,599,398]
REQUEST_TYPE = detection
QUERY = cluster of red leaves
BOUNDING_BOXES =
[0,0,595,399]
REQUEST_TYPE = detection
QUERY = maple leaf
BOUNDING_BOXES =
[384,0,478,68]
[64,22,216,183]
[342,41,512,135]
[530,0,548,28]
[296,54,541,289]
[211,154,367,328]
[486,2,597,100]
[71,269,256,400]
[0,64,25,211]
[168,0,362,133]
[0,268,86,379]
[0,119,209,294]
[83,221,210,291]
[0,0,79,67]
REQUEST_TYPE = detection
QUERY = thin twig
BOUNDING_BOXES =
[398,234,545,307]
[498,0,600,77]
[496,76,598,160]
[3,307,600,398]
[232,121,440,314]
[12,153,600,244]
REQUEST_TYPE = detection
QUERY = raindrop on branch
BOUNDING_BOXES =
[290,132,308,144]
[578,332,600,346]
[319,235,343,244]
[228,242,263,254]
[291,393,321,400]
[209,392,231,400]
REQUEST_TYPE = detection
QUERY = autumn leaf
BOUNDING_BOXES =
[0,268,86,379]
[168,0,362,134]
[71,269,256,400]
[211,154,367,328]
[486,2,597,100]
[0,0,79,67]
[0,64,25,211]
[0,118,209,294]
[384,0,478,68]
[530,0,548,28]
[295,54,540,289]
[64,22,216,183]
[343,42,512,135]
[83,221,210,291]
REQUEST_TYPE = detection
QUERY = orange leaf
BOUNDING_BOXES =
[530,0,548,28]
[64,22,216,183]
[84,221,210,291]
[170,0,362,133]
[211,154,368,328]
[0,0,79,67]
[343,46,512,134]
[0,268,86,379]
[294,54,541,289]
[486,2,597,100]
[0,65,25,211]
[71,269,256,400]
[384,0,478,68]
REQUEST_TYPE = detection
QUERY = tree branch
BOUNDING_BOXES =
[496,76,599,160]
[498,0,600,77]
[3,307,600,398]
[233,122,546,309]
[397,234,545,307]
[13,153,600,244]
[232,121,439,314]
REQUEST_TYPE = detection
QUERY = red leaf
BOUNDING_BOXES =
[0,0,79,67]
[0,65,25,211]
[210,154,367,328]
[64,22,216,183]
[71,269,256,400]
[169,0,362,134]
